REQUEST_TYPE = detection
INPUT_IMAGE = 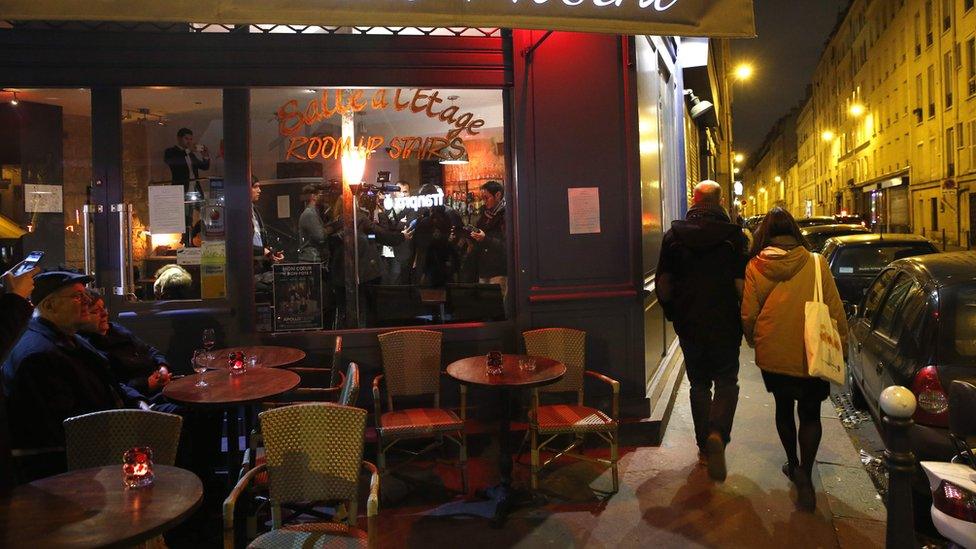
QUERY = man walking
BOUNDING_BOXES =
[656,181,748,481]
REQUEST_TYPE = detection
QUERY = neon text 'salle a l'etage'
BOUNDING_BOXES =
[278,89,485,162]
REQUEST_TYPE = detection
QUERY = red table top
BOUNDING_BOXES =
[446,354,566,389]
[162,367,300,406]
[0,465,202,548]
[199,345,306,369]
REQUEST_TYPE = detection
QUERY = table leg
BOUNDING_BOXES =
[481,388,519,525]
[226,407,242,488]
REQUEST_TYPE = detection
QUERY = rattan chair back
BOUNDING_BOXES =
[63,409,182,471]
[523,327,586,395]
[259,403,366,517]
[338,362,360,406]
[377,329,442,405]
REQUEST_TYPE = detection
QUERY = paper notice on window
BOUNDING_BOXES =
[24,184,63,213]
[148,185,187,235]
[277,195,291,219]
[568,187,601,235]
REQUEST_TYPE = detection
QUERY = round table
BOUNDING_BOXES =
[446,354,565,523]
[163,368,301,487]
[199,345,306,369]
[0,464,202,548]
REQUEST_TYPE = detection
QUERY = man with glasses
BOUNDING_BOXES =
[2,271,143,479]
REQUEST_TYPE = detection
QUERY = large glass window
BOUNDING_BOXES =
[949,284,976,357]
[120,89,225,302]
[249,88,508,331]
[0,89,92,275]
[833,244,937,277]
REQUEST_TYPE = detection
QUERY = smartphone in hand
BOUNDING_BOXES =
[12,251,43,276]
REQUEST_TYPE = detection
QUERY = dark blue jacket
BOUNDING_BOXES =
[2,318,143,449]
[81,322,169,395]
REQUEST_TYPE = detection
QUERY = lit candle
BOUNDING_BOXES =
[122,446,154,489]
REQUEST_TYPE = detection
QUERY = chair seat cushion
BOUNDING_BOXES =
[530,404,615,434]
[379,408,463,438]
[249,523,367,548]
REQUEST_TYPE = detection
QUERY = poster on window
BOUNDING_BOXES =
[272,263,323,332]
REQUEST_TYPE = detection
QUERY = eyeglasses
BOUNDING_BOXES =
[54,291,92,304]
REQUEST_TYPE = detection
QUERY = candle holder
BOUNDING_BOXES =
[486,351,504,376]
[228,351,247,375]
[122,446,154,489]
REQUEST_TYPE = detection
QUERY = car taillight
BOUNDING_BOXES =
[912,366,949,427]
[934,480,976,523]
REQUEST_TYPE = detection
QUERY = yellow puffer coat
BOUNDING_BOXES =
[741,236,849,378]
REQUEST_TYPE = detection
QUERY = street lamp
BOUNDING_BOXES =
[821,130,835,142]
[774,175,782,183]
[734,153,745,164]
[849,103,865,117]
[733,167,740,175]
[734,63,754,81]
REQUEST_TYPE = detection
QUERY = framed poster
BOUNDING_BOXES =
[272,263,323,332]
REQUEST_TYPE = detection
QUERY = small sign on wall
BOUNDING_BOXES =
[24,184,63,213]
[568,187,601,235]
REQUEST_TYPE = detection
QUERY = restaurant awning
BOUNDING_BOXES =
[0,0,756,38]
[0,213,26,239]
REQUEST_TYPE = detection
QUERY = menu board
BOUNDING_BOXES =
[149,185,187,235]
[273,263,323,332]
[568,187,601,234]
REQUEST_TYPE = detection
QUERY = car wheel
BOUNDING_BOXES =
[847,366,868,410]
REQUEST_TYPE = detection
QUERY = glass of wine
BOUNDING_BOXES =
[202,328,215,351]
[192,349,209,387]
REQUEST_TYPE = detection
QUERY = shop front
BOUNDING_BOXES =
[0,4,754,438]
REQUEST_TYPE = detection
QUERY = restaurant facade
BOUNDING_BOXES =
[0,4,753,439]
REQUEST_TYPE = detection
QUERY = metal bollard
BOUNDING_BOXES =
[942,228,947,250]
[880,386,917,549]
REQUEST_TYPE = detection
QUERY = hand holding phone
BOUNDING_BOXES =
[3,253,42,300]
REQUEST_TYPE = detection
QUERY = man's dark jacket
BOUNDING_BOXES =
[655,206,748,348]
[0,294,32,364]
[163,145,210,191]
[474,201,506,278]
[80,322,169,395]
[2,318,140,450]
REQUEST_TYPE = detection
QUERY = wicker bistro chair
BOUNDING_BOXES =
[522,328,620,493]
[63,409,183,470]
[374,329,467,493]
[224,403,379,549]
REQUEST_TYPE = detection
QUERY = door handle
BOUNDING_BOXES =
[876,362,884,374]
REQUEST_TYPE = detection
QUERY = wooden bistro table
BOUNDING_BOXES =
[163,367,301,487]
[0,464,202,548]
[446,354,565,523]
[198,345,306,369]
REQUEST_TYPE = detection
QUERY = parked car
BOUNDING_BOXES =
[796,216,837,228]
[847,251,976,462]
[834,213,866,226]
[821,233,939,305]
[800,223,871,253]
[744,215,765,233]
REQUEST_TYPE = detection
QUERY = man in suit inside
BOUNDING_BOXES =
[163,127,210,195]
[252,179,284,271]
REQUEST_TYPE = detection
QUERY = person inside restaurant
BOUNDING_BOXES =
[472,180,507,297]
[79,290,172,397]
[163,127,210,195]
[379,180,417,285]
[411,183,463,287]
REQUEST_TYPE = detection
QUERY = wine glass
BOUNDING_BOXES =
[192,349,209,387]
[202,328,215,351]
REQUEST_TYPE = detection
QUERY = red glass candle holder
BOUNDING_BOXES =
[122,446,154,488]
[228,351,247,375]
[486,351,504,376]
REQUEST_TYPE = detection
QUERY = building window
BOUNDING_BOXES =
[945,51,954,108]
[931,197,939,231]
[968,38,976,96]
[925,0,934,46]
[915,73,924,123]
[928,64,937,118]
[914,12,922,56]
[966,0,974,12]
[942,0,951,31]
[968,120,976,173]
[947,127,956,176]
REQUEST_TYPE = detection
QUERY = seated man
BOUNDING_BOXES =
[1,271,144,478]
[79,290,172,396]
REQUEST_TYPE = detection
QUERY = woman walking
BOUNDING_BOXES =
[741,207,848,511]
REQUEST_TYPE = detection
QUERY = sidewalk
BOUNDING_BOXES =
[377,344,886,548]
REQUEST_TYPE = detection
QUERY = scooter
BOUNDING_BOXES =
[921,380,976,548]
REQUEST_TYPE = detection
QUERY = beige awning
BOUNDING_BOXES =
[0,0,756,37]
[0,213,26,239]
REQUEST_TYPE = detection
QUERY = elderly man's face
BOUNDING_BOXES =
[42,283,94,332]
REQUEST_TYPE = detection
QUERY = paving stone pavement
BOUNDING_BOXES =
[377,344,886,548]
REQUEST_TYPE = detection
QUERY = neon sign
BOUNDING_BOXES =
[278,89,484,162]
[383,193,445,212]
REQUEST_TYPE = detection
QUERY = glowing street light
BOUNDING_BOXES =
[734,63,754,81]
[849,103,865,117]
[821,130,835,142]
[734,153,745,163]
[733,167,741,175]
[774,175,782,183]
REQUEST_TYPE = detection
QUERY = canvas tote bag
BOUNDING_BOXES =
[805,254,845,384]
